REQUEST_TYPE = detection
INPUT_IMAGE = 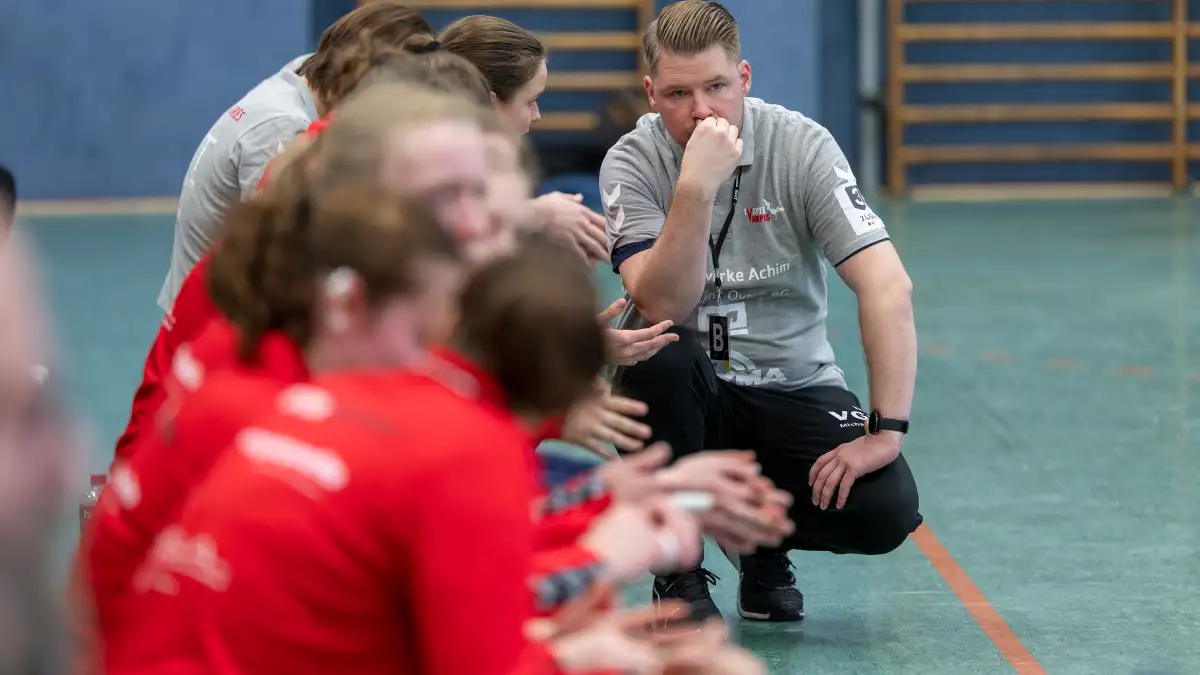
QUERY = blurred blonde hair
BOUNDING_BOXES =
[309,80,500,193]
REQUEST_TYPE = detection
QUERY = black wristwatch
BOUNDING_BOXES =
[867,410,909,435]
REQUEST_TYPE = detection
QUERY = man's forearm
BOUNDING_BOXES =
[859,283,917,447]
[626,182,714,324]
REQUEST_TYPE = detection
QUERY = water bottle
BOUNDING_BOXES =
[79,473,106,533]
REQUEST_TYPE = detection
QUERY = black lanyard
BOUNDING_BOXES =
[708,166,743,294]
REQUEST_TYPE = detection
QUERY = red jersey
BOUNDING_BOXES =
[109,358,538,675]
[83,321,307,671]
[111,255,218,465]
[411,350,610,616]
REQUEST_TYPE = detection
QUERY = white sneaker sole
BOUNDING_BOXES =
[736,572,805,621]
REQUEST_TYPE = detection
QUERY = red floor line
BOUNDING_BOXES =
[911,524,1047,675]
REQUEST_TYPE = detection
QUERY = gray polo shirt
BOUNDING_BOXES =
[157,54,318,311]
[600,97,889,391]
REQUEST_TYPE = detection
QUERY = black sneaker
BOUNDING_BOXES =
[652,567,722,623]
[737,551,804,622]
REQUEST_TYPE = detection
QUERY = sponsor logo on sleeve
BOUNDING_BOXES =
[832,166,883,235]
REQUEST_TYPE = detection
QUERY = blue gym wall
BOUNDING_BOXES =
[0,0,309,200]
[0,0,856,200]
[896,0,1200,185]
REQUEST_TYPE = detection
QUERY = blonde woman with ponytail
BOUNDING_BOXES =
[81,85,497,670]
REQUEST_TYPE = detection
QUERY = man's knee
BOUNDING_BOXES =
[854,458,921,555]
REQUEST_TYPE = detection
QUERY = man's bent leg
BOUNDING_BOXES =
[612,327,722,461]
[742,385,922,554]
[612,328,726,621]
[723,384,922,621]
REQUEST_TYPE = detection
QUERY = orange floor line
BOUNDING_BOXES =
[911,524,1046,675]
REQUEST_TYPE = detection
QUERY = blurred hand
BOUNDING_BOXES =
[657,452,794,554]
[595,444,794,553]
[541,586,716,675]
[580,496,703,582]
[560,379,650,458]
[595,442,671,503]
[532,192,610,264]
[651,618,767,675]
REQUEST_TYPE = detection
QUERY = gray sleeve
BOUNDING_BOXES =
[233,116,307,199]
[599,141,666,253]
[800,127,890,266]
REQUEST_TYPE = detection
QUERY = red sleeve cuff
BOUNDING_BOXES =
[533,416,565,445]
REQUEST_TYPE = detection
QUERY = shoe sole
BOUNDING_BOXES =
[736,600,805,622]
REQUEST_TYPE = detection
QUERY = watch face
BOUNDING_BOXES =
[868,410,879,434]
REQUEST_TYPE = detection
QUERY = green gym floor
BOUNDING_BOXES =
[23,196,1200,674]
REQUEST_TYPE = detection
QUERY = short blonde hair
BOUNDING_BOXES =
[643,0,739,73]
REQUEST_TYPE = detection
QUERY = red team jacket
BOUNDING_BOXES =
[109,360,541,675]
[83,322,309,670]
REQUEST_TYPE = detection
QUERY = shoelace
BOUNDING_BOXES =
[662,567,719,597]
[750,554,796,587]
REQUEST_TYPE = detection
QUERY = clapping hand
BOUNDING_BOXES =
[657,452,794,553]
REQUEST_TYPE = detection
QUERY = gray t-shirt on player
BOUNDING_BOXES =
[157,54,318,311]
[600,97,889,391]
